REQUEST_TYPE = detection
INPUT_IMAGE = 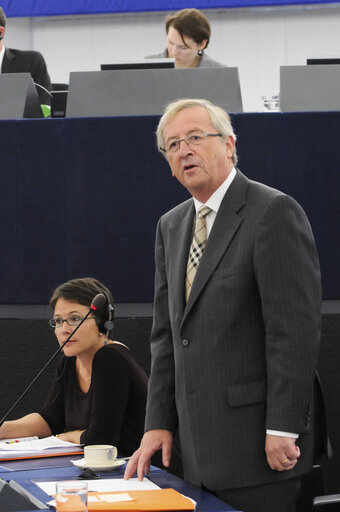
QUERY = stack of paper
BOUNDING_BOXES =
[0,436,82,460]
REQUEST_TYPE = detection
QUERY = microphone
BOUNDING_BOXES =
[0,293,105,428]
[33,82,53,98]
[91,293,106,312]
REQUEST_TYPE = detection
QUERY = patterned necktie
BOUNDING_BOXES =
[185,205,212,302]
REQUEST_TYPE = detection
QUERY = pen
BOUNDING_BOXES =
[5,436,38,444]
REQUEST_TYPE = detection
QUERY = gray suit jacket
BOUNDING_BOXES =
[2,47,52,104]
[145,170,322,490]
[146,50,226,68]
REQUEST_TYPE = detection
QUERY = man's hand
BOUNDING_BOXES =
[265,434,300,471]
[124,429,173,481]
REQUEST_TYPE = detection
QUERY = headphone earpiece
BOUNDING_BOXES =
[96,289,114,337]
[103,301,114,333]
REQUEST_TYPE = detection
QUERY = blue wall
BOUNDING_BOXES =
[2,0,339,18]
[0,112,338,304]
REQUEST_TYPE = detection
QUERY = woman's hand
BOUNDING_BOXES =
[56,430,84,444]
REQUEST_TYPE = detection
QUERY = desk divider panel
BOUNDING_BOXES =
[280,65,340,112]
[0,73,43,119]
[66,68,243,117]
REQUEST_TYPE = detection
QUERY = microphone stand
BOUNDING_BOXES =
[0,294,105,427]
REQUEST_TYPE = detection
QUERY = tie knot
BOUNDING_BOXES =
[198,205,211,219]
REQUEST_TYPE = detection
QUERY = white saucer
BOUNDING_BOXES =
[71,457,127,471]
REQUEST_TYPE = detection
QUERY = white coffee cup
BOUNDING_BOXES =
[84,445,117,467]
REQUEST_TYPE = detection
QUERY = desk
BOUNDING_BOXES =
[0,455,237,511]
[0,112,338,303]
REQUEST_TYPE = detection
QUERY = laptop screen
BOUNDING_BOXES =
[101,59,175,71]
[307,58,340,65]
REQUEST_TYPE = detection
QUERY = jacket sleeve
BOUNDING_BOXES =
[253,194,322,433]
[145,218,178,433]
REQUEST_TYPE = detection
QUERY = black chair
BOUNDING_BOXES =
[302,465,340,511]
[298,465,325,511]
[50,83,69,117]
[51,91,68,117]
[313,495,340,511]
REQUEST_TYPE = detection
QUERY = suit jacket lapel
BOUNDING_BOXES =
[182,170,248,323]
[168,200,195,316]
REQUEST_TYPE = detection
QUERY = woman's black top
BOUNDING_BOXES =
[40,343,148,456]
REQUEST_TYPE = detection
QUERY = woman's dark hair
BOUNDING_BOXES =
[50,277,114,339]
[165,8,211,49]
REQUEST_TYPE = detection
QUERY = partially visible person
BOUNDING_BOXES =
[0,277,148,456]
[147,8,225,69]
[0,6,52,104]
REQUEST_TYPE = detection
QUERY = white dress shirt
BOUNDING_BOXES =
[0,45,5,72]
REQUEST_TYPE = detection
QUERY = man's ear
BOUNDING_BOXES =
[225,135,235,159]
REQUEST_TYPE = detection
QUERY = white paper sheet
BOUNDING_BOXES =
[0,436,81,452]
[35,477,160,496]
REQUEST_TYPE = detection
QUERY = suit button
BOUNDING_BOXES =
[182,339,190,347]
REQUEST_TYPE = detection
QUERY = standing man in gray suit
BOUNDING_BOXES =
[125,99,323,512]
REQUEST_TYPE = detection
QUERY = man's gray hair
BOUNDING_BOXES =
[156,98,238,165]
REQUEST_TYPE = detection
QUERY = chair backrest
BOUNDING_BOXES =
[51,82,69,91]
[51,90,68,118]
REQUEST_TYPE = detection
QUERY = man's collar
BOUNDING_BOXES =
[193,167,237,213]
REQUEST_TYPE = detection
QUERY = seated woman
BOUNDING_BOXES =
[147,8,225,69]
[0,277,148,456]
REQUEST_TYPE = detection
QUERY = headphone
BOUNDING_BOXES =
[96,289,115,338]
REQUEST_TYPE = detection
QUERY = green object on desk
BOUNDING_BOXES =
[40,104,51,118]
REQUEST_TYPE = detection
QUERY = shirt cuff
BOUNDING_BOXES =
[266,429,299,439]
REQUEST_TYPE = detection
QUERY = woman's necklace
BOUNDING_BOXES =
[76,360,91,388]
[84,369,91,385]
